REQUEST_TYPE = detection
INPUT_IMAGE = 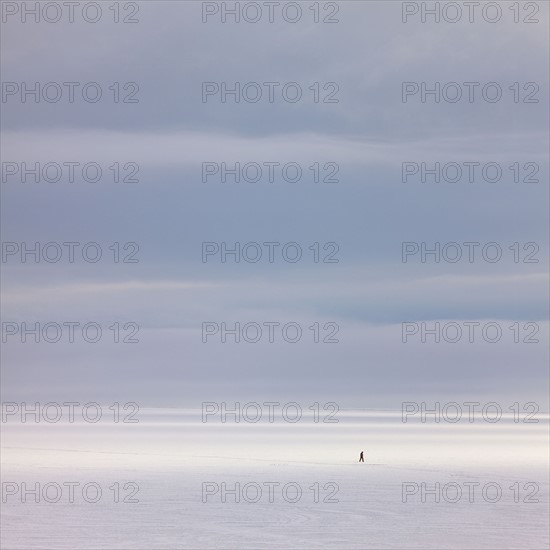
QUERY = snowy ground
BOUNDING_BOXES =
[1,410,548,549]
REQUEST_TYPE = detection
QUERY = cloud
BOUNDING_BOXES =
[1,0,548,406]
[3,128,549,167]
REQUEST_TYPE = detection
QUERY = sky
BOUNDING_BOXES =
[1,0,549,408]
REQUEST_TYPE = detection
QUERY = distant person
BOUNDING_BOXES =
[359,451,364,463]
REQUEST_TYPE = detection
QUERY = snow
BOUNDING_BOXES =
[2,409,548,549]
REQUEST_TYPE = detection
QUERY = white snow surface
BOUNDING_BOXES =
[1,409,548,549]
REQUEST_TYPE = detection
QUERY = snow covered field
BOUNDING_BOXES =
[1,409,548,549]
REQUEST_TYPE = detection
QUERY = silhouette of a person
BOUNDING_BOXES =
[359,451,364,462]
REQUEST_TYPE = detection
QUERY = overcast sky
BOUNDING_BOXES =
[1,1,548,408]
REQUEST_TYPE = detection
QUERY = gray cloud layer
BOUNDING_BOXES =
[1,1,548,407]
